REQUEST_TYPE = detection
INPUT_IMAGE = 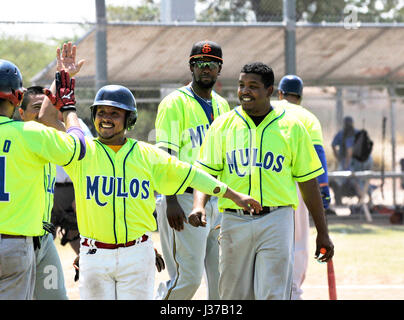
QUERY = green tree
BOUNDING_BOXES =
[0,35,54,87]
[107,0,159,21]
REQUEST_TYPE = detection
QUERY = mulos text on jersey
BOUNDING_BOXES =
[86,176,150,206]
[226,148,285,177]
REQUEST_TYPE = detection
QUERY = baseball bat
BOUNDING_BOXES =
[327,259,337,300]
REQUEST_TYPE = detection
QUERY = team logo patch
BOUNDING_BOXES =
[202,43,212,53]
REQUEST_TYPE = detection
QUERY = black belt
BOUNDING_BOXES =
[185,187,194,194]
[55,182,73,186]
[224,206,286,216]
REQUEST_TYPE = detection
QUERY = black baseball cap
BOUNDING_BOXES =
[189,40,223,63]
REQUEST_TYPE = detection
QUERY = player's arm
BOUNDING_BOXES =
[44,70,86,160]
[292,123,333,262]
[314,144,331,209]
[158,146,189,231]
[188,170,262,228]
[298,178,334,262]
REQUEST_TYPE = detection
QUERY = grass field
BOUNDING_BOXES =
[57,213,404,300]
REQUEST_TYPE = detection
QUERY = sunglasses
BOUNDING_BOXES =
[192,61,220,70]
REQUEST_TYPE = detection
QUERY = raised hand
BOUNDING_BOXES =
[56,41,85,77]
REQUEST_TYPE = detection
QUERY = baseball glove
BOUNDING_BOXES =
[43,70,76,112]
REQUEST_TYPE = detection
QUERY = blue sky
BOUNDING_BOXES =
[0,0,145,41]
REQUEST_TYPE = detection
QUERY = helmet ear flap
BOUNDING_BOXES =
[125,109,138,130]
[90,105,97,123]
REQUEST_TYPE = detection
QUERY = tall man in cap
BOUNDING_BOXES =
[155,40,230,300]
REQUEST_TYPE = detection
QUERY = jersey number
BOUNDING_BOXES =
[0,156,9,201]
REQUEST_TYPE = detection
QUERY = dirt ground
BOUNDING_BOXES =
[57,217,404,301]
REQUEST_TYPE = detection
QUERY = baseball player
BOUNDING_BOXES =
[154,40,230,300]
[19,86,68,300]
[0,58,86,299]
[189,62,334,300]
[40,65,261,299]
[272,75,331,300]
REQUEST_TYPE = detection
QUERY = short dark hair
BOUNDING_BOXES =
[240,62,274,88]
[20,86,44,110]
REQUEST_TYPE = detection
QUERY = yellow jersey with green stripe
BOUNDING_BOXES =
[195,106,324,210]
[0,117,81,236]
[64,138,198,244]
[155,85,230,163]
[272,99,324,146]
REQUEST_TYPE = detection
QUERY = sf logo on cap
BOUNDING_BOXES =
[202,43,212,53]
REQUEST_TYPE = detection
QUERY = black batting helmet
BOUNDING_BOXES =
[90,85,137,130]
[0,59,25,107]
[278,75,303,97]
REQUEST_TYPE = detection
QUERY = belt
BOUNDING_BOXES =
[224,206,286,216]
[0,234,26,239]
[81,234,148,249]
[55,182,73,186]
[185,187,194,194]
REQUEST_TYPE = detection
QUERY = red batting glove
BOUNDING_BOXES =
[43,70,76,112]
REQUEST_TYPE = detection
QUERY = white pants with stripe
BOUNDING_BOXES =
[155,193,221,300]
[79,235,155,300]
[291,186,310,300]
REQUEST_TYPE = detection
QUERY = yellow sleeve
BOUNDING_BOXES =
[155,94,183,153]
[195,118,224,176]
[291,122,324,182]
[150,145,195,195]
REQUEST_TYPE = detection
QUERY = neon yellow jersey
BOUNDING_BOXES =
[272,99,324,146]
[41,163,56,236]
[0,117,81,236]
[155,86,230,164]
[195,106,324,210]
[64,138,199,244]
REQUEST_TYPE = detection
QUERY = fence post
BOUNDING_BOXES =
[388,86,397,206]
[283,0,296,75]
[95,0,108,91]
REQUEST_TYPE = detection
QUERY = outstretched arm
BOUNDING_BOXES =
[39,42,85,131]
[187,169,262,228]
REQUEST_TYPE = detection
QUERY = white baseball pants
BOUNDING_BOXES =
[79,234,155,300]
[292,187,310,300]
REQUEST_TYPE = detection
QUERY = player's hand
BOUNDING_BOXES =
[56,42,85,77]
[320,185,331,209]
[224,187,263,214]
[42,221,56,235]
[155,248,165,272]
[73,255,80,282]
[188,207,207,228]
[166,195,187,231]
[314,233,334,263]
[43,70,76,112]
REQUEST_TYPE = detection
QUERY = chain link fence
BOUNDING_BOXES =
[3,1,404,209]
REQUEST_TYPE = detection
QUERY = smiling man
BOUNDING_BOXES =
[189,62,334,300]
[154,40,231,300]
